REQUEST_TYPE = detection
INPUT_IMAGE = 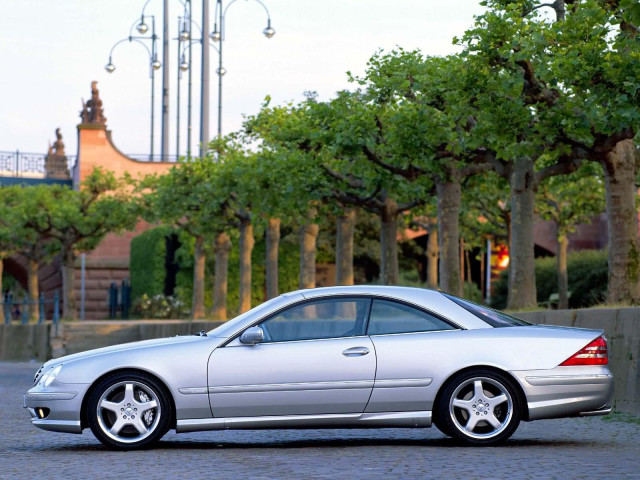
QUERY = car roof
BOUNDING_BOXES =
[295,285,492,330]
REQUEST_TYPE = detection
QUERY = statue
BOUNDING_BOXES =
[80,81,107,125]
[45,128,70,179]
[52,128,65,156]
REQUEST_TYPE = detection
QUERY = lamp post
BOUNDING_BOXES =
[209,0,275,141]
[105,16,162,160]
[176,1,220,159]
[106,0,169,161]
[105,0,275,160]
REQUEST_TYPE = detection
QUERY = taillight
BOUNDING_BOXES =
[560,336,608,366]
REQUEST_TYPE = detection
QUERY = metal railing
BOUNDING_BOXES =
[2,292,61,334]
[125,153,184,162]
[0,150,76,179]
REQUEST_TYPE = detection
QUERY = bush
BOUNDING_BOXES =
[463,281,484,303]
[490,249,607,309]
[133,293,190,319]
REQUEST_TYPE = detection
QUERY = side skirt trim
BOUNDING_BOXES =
[176,410,432,433]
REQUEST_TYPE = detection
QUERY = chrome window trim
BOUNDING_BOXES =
[222,293,464,347]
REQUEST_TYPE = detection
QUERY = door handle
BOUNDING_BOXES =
[342,346,370,357]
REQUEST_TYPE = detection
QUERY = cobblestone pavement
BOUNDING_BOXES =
[2,362,639,480]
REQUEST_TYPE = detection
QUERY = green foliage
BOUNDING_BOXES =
[130,226,176,301]
[463,281,484,304]
[537,161,606,238]
[174,230,301,318]
[491,249,608,309]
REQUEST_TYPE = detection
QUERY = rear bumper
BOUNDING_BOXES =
[578,404,611,417]
[511,366,614,421]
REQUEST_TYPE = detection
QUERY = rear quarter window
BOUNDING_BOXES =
[443,294,531,328]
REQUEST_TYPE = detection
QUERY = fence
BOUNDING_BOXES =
[107,280,132,320]
[0,150,76,179]
[1,292,60,334]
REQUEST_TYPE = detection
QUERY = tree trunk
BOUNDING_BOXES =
[238,219,255,313]
[380,198,399,285]
[552,0,565,21]
[507,158,538,309]
[27,258,39,322]
[335,208,356,286]
[265,218,280,299]
[299,220,319,289]
[601,139,640,304]
[212,232,231,321]
[61,249,77,320]
[191,235,206,320]
[460,238,465,283]
[437,180,462,296]
[0,257,3,301]
[426,217,439,289]
[557,233,569,309]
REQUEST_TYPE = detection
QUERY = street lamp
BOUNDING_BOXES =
[209,0,275,140]
[105,16,161,160]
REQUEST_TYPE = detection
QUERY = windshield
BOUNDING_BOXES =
[443,294,532,328]
[207,293,303,337]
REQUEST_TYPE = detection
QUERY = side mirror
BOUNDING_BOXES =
[240,326,264,345]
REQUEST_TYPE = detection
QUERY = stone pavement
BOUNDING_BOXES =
[2,362,639,480]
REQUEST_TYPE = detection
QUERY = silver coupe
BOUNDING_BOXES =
[24,286,613,449]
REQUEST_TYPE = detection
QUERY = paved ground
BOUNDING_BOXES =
[2,362,639,480]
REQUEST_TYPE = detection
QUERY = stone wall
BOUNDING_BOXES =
[517,308,640,416]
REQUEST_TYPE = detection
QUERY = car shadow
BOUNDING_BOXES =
[37,433,594,452]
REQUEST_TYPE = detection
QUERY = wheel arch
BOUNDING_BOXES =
[80,368,177,430]
[432,365,530,422]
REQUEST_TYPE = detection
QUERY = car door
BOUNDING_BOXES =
[365,298,458,413]
[208,297,376,418]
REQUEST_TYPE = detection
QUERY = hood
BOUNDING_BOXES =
[43,334,211,369]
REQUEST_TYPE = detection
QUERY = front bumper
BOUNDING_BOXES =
[24,384,90,434]
[511,366,614,421]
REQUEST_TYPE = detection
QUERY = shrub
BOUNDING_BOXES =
[490,249,608,309]
[133,293,190,319]
[130,226,176,301]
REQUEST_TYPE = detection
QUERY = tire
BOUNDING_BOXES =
[87,371,171,450]
[435,369,522,446]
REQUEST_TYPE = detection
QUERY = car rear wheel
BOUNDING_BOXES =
[436,370,521,446]
[87,371,171,450]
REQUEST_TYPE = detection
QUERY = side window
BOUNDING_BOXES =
[367,299,455,335]
[260,298,370,343]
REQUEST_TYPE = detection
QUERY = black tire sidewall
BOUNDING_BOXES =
[87,371,171,450]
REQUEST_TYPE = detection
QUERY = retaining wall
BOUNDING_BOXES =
[517,308,640,416]
[1,309,638,415]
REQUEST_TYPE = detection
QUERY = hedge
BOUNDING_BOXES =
[490,249,608,309]
[130,226,176,302]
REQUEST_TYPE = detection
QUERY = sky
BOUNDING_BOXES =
[0,0,486,159]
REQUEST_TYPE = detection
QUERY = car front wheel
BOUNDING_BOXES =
[436,370,521,446]
[87,371,171,450]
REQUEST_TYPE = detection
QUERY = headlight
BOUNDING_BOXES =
[38,365,63,387]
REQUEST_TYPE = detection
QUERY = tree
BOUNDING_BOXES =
[140,159,232,319]
[537,164,606,308]
[301,91,426,285]
[353,50,499,295]
[0,186,59,321]
[18,169,138,320]
[245,101,335,291]
[464,0,640,307]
